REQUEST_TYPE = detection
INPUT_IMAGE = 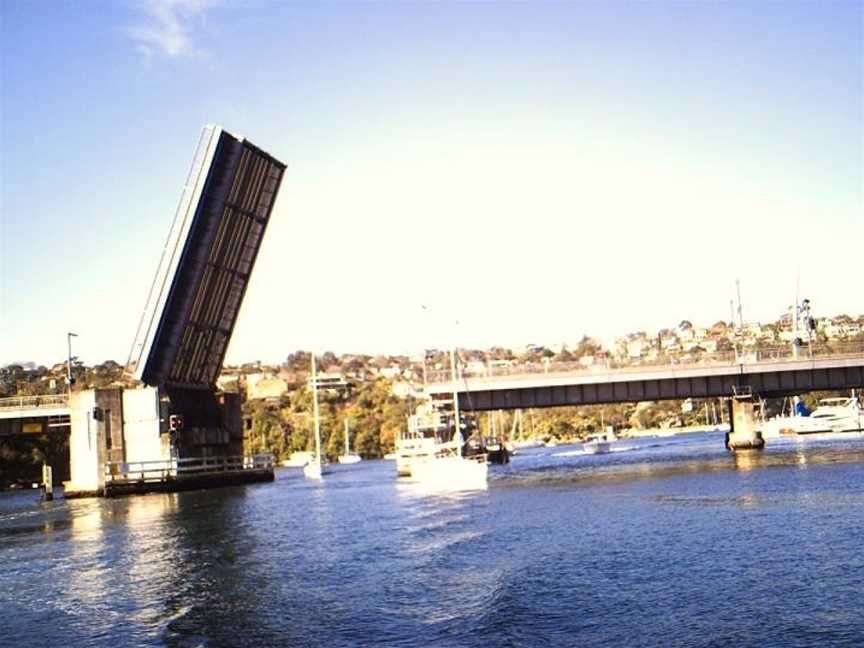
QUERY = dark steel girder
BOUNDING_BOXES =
[448,365,864,412]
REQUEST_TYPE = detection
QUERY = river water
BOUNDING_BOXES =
[2,431,863,647]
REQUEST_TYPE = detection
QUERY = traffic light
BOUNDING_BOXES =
[169,414,185,431]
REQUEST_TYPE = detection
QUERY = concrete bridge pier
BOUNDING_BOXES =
[724,396,765,451]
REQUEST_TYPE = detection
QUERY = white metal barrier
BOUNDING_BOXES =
[0,394,70,410]
[104,454,274,484]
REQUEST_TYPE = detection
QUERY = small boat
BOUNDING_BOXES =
[510,439,543,450]
[482,438,510,464]
[281,451,314,468]
[583,433,612,455]
[337,420,362,464]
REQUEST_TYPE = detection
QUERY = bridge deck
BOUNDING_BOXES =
[0,394,70,421]
[428,344,864,410]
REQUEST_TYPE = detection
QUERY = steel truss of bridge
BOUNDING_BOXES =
[429,355,864,411]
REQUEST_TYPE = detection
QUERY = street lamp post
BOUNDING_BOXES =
[67,332,78,396]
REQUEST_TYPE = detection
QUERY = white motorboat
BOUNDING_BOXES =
[510,439,543,450]
[337,420,362,464]
[759,414,832,437]
[760,395,862,437]
[281,451,314,468]
[806,397,863,433]
[583,433,612,455]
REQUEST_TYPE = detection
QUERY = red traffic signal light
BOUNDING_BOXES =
[169,414,185,431]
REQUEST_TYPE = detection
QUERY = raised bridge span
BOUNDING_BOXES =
[426,343,864,411]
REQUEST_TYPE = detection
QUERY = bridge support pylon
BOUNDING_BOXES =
[724,394,765,451]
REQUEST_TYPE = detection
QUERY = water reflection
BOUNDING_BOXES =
[66,500,109,606]
[395,478,490,501]
[731,449,760,471]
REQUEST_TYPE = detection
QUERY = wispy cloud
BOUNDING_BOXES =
[126,0,218,59]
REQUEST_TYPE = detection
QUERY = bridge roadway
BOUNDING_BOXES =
[0,394,70,435]
[427,347,864,411]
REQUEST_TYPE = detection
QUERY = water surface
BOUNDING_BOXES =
[2,431,863,647]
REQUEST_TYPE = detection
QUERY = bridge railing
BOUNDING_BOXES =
[426,340,864,385]
[0,394,70,411]
[104,454,274,484]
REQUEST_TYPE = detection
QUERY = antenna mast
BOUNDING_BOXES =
[736,279,744,329]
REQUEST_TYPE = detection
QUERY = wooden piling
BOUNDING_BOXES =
[42,463,54,501]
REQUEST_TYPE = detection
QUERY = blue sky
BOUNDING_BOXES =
[1,0,862,366]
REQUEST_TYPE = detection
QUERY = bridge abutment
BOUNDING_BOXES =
[64,387,273,498]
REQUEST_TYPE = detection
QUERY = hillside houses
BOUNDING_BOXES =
[6,313,862,402]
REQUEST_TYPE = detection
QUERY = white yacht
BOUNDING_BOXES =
[760,395,862,436]
[404,348,488,492]
[807,397,863,433]
[759,414,831,437]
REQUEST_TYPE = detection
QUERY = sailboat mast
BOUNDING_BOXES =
[792,270,801,360]
[736,278,744,329]
[344,419,350,454]
[450,346,462,458]
[312,351,322,463]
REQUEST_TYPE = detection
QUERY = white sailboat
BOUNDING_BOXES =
[409,347,488,492]
[304,352,328,480]
[337,419,362,464]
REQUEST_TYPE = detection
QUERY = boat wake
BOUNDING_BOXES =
[551,445,639,458]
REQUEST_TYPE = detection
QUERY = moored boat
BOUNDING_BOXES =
[583,433,612,455]
[281,451,315,468]
[337,420,362,464]
[303,460,324,479]
[759,394,862,437]
[806,396,863,433]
